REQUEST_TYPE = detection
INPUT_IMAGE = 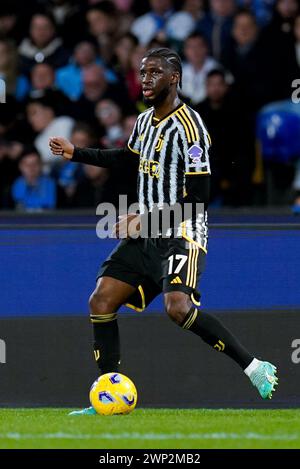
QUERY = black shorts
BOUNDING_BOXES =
[97,237,206,312]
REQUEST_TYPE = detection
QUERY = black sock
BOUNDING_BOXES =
[181,307,253,369]
[90,314,120,374]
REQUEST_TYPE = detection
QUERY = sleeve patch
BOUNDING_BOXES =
[188,144,203,164]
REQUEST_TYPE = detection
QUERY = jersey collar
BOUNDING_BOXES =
[151,102,185,127]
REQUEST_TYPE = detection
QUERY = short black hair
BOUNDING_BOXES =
[87,0,117,16]
[206,68,227,81]
[143,47,183,88]
[72,122,97,141]
[18,145,40,162]
[31,11,57,30]
[185,32,208,45]
[26,90,57,114]
[234,7,257,23]
[116,32,139,47]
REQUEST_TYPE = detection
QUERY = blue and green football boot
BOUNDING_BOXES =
[249,361,278,399]
[68,406,97,416]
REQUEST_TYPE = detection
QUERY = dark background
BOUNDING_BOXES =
[0,212,300,408]
[0,311,300,408]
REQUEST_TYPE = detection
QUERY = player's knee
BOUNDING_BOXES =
[89,290,114,315]
[165,292,190,325]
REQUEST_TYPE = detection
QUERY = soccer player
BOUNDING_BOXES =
[50,48,278,415]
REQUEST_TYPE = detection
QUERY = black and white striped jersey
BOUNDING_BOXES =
[128,102,211,252]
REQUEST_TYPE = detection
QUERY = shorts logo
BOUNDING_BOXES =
[188,144,203,163]
[170,276,182,284]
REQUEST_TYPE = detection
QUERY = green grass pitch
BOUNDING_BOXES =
[0,408,300,449]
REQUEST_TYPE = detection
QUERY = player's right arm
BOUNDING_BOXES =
[49,136,75,160]
[49,136,137,168]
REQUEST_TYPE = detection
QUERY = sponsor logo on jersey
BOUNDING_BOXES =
[139,159,160,179]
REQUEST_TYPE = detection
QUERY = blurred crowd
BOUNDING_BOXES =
[1,0,300,211]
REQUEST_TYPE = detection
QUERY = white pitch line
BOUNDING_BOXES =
[0,432,299,441]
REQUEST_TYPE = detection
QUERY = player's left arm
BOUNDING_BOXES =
[182,110,211,177]
[139,174,210,237]
[183,173,210,205]
[181,109,211,207]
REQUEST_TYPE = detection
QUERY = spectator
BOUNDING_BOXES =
[103,112,138,206]
[111,0,136,35]
[0,2,28,43]
[45,0,86,48]
[131,0,174,45]
[0,94,31,144]
[31,62,56,91]
[74,64,133,124]
[1,0,300,210]
[73,110,138,208]
[263,0,299,42]
[0,140,20,208]
[86,1,119,63]
[56,40,117,101]
[197,0,236,60]
[259,0,300,101]
[117,113,139,205]
[122,113,138,140]
[280,10,300,96]
[26,91,74,173]
[112,33,138,80]
[70,121,97,149]
[18,12,70,75]
[113,0,135,11]
[52,122,97,207]
[292,13,300,72]
[147,36,171,50]
[181,33,220,105]
[222,10,266,110]
[238,1,276,26]
[166,0,205,49]
[95,99,124,148]
[72,164,110,208]
[12,148,57,211]
[197,69,255,205]
[125,44,147,107]
[72,129,138,208]
[30,63,73,116]
[0,38,30,101]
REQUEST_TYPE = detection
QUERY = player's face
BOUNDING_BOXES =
[140,57,175,106]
